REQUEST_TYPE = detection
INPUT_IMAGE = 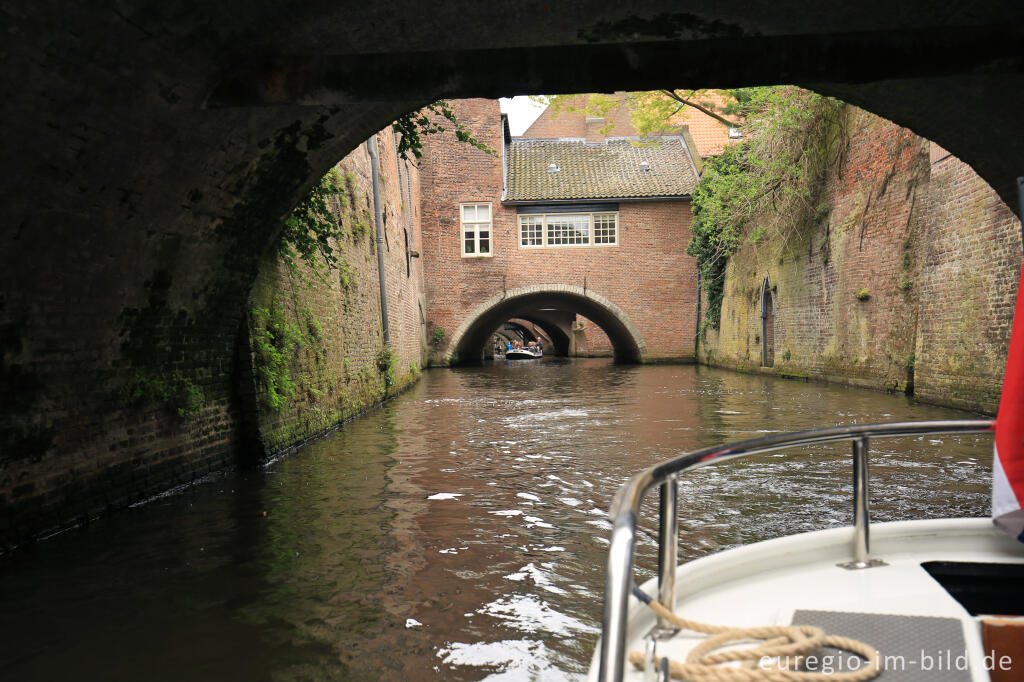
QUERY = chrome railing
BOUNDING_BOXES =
[597,419,995,682]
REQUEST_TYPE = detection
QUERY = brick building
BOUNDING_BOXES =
[417,98,703,364]
[521,91,739,158]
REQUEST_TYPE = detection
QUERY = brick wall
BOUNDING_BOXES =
[914,148,1022,413]
[0,122,428,549]
[419,99,699,364]
[578,315,614,356]
[522,95,638,139]
[702,106,1021,413]
[245,132,426,454]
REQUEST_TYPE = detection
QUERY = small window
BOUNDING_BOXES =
[519,216,544,247]
[460,203,492,257]
[593,213,618,245]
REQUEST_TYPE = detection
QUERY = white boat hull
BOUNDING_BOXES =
[589,518,1024,681]
[506,348,542,359]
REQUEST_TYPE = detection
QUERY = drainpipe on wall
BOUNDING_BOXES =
[695,269,702,359]
[760,278,769,367]
[367,134,391,346]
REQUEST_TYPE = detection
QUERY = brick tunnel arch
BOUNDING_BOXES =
[498,318,571,357]
[4,4,1024,544]
[448,286,646,364]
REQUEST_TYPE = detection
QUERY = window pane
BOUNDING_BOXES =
[519,216,543,246]
[464,226,476,254]
[462,205,476,222]
[547,214,589,245]
[477,204,490,221]
[594,214,618,244]
[479,236,490,253]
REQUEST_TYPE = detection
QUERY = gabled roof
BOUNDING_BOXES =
[503,137,698,203]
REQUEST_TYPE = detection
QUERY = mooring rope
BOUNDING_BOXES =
[627,588,881,682]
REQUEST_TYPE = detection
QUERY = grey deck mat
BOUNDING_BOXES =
[790,609,971,681]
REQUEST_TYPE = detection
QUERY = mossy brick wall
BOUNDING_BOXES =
[913,148,1022,414]
[419,99,699,363]
[702,107,1021,413]
[4,2,1024,551]
[245,131,426,455]
[0,114,426,550]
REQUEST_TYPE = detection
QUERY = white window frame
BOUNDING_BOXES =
[517,211,619,249]
[518,215,545,248]
[592,212,618,246]
[459,202,493,257]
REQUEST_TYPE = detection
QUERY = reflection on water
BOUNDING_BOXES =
[0,360,992,680]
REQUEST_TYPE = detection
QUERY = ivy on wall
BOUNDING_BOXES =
[250,299,305,412]
[688,87,846,332]
[279,168,348,282]
[123,374,204,419]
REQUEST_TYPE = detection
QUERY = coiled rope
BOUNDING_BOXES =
[626,586,881,682]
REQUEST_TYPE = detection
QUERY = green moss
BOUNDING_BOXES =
[376,346,397,388]
[123,373,205,419]
[251,299,305,412]
[429,326,445,350]
[855,288,871,301]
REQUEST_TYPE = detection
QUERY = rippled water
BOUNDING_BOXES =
[0,360,992,681]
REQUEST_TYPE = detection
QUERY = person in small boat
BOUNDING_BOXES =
[537,338,543,352]
[506,341,512,352]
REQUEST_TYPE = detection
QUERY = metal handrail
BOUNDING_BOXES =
[597,419,995,682]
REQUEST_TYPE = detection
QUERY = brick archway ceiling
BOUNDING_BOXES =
[453,292,643,364]
[515,316,571,357]
[502,316,571,357]
[3,3,1023,480]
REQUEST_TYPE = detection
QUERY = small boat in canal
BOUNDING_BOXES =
[506,346,543,360]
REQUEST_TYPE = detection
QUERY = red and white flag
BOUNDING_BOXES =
[994,258,1024,541]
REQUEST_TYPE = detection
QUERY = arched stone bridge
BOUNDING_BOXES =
[447,285,648,364]
[3,1,1023,544]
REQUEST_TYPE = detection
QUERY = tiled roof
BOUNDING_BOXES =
[504,137,698,202]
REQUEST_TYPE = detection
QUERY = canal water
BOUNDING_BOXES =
[0,360,992,681]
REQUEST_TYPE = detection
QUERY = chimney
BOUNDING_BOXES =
[585,116,606,143]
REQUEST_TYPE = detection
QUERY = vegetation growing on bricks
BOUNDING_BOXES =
[687,87,846,332]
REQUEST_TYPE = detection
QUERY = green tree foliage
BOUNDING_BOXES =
[687,87,845,330]
[392,100,495,161]
[535,89,745,138]
[688,142,748,330]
